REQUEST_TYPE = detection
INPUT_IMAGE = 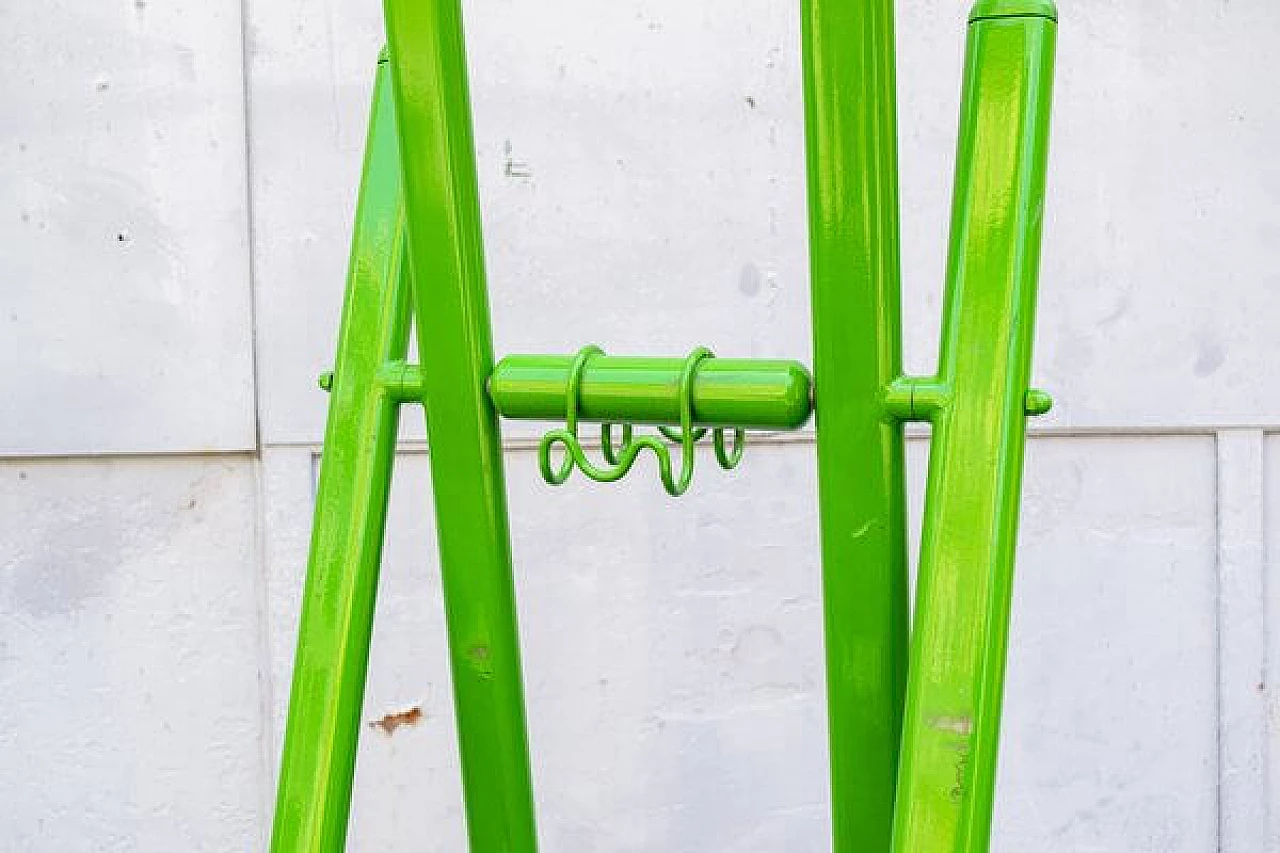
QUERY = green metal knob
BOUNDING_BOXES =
[1024,388,1053,416]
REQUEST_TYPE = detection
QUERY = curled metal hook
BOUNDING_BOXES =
[536,345,747,497]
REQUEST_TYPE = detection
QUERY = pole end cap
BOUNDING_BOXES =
[969,0,1058,23]
[1024,388,1054,417]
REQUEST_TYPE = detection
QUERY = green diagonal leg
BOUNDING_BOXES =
[270,54,412,852]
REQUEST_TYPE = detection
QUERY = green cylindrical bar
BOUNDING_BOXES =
[270,57,410,852]
[800,0,910,849]
[892,6,1056,853]
[489,355,813,429]
[382,0,539,850]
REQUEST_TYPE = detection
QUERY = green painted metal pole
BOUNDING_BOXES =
[800,0,909,849]
[270,55,410,852]
[381,1,539,850]
[892,4,1057,852]
[490,354,813,429]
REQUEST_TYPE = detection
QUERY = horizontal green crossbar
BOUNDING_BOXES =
[488,353,813,429]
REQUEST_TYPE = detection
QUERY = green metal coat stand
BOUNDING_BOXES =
[270,0,1058,850]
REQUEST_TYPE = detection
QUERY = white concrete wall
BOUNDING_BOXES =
[2,0,1277,850]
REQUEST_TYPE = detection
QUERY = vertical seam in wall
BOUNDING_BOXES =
[236,0,265,454]
[251,449,277,847]
[1215,428,1267,853]
[1216,430,1225,853]
[1264,433,1277,853]
[234,0,274,840]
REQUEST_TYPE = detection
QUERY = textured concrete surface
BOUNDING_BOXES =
[242,0,1280,444]
[2,0,1277,850]
[0,458,264,850]
[1,0,256,455]
[259,438,1224,851]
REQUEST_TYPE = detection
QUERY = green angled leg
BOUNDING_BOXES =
[893,4,1058,852]
[270,54,412,852]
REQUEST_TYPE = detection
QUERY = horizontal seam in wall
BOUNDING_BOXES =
[0,449,262,464]
[3,426,1272,463]
[270,426,1248,457]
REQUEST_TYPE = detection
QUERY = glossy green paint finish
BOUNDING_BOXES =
[490,354,813,429]
[800,0,910,849]
[270,57,410,852]
[529,347,748,496]
[381,0,538,848]
[275,1,1058,847]
[891,9,1056,853]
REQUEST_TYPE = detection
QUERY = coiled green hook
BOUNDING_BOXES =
[537,345,746,497]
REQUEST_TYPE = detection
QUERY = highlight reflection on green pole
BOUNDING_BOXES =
[800,0,911,849]
[893,5,1058,852]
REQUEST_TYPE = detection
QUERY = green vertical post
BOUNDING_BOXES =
[892,4,1057,852]
[270,56,411,851]
[381,1,539,850]
[800,0,910,849]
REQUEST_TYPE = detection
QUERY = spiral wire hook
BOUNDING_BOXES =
[536,346,746,496]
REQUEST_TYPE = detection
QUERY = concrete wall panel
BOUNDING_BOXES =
[1,0,257,456]
[258,435,1220,850]
[0,457,265,849]
[250,1,1280,446]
